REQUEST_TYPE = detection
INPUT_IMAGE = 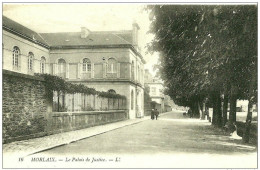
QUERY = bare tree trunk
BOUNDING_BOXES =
[222,94,228,126]
[229,85,237,123]
[243,100,253,143]
[243,71,256,143]
[216,92,222,127]
[192,101,200,118]
[212,94,216,125]
[212,91,222,127]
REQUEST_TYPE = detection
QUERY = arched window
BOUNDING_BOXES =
[28,52,34,72]
[108,89,116,94]
[58,58,66,78]
[40,56,46,73]
[131,90,134,110]
[107,58,117,73]
[131,61,135,80]
[82,58,91,72]
[12,46,20,70]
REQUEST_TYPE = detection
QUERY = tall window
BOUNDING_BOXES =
[82,58,91,72]
[28,52,34,72]
[58,58,66,78]
[131,90,134,110]
[12,46,20,70]
[107,58,117,73]
[40,56,46,73]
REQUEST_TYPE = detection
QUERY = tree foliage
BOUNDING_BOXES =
[35,73,126,99]
[147,5,257,109]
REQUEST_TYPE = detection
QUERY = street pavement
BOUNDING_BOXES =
[3,110,257,168]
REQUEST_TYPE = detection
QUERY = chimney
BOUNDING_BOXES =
[132,21,140,50]
[81,27,90,38]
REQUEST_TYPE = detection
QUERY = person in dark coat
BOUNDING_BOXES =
[155,109,159,120]
[151,109,155,120]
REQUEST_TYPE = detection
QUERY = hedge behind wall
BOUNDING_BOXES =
[3,70,127,143]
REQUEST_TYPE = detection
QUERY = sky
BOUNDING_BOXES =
[3,3,160,76]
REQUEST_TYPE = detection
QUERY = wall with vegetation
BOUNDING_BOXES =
[3,70,128,144]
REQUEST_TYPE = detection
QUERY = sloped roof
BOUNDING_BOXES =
[2,16,145,63]
[2,16,49,47]
[40,31,133,47]
[3,16,133,48]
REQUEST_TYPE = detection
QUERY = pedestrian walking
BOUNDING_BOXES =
[155,109,159,120]
[151,109,155,120]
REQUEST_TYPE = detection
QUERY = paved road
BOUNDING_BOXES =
[25,110,257,168]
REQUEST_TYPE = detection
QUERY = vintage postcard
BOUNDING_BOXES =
[2,2,258,169]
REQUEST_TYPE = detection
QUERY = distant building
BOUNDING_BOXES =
[3,16,145,119]
[144,69,165,112]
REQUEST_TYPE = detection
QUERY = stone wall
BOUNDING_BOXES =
[44,110,128,135]
[3,70,51,143]
[3,70,128,144]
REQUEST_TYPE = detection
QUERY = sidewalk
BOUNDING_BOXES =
[3,116,151,159]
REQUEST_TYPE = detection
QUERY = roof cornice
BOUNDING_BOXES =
[3,25,50,49]
[3,23,146,64]
[67,79,144,89]
[51,44,146,64]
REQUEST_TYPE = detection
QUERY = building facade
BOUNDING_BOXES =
[3,16,145,119]
[144,69,165,112]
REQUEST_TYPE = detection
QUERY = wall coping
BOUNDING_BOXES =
[68,79,144,89]
[3,69,45,82]
[51,110,127,116]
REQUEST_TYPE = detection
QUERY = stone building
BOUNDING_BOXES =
[3,16,145,119]
[144,69,165,112]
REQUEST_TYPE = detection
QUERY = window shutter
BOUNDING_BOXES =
[53,63,56,75]
[91,63,94,78]
[32,57,35,72]
[45,63,48,74]
[18,54,21,71]
[78,63,81,79]
[103,63,106,78]
[66,63,70,79]
[56,63,59,75]
[117,63,120,78]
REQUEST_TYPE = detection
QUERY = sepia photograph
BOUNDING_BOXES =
[2,2,258,168]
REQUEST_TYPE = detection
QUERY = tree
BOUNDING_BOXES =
[147,5,257,129]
